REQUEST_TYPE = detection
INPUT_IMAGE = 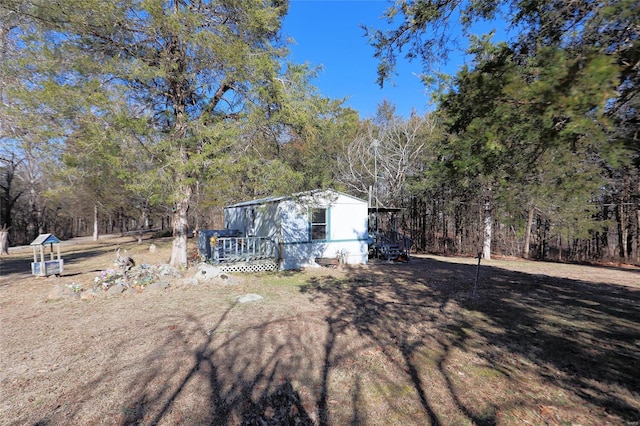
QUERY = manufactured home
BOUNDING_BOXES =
[223,189,369,270]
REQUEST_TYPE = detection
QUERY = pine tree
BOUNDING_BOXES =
[2,0,294,267]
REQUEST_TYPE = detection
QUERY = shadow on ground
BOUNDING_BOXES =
[302,257,640,424]
[0,238,148,281]
[0,248,118,280]
[28,257,640,425]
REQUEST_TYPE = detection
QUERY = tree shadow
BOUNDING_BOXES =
[0,242,133,281]
[301,257,640,424]
[49,302,323,426]
[242,380,314,425]
[0,249,112,279]
[23,256,639,426]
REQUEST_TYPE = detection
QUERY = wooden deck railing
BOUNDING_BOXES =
[211,236,276,263]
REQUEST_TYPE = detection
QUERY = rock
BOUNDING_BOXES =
[62,286,78,298]
[158,264,182,277]
[236,293,263,304]
[173,278,199,288]
[146,281,170,291]
[80,289,99,300]
[149,244,157,253]
[216,273,239,286]
[47,285,65,301]
[46,284,81,301]
[106,284,125,297]
[195,263,221,281]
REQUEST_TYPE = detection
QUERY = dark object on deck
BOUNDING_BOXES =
[368,207,412,262]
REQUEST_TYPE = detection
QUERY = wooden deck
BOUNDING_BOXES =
[198,231,276,265]
[212,236,276,264]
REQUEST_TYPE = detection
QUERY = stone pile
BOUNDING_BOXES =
[46,262,241,301]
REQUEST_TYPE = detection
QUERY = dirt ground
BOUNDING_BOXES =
[1,236,639,425]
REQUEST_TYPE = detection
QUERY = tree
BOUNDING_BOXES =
[366,0,638,92]
[0,223,8,254]
[427,36,618,259]
[365,0,633,259]
[0,5,23,142]
[337,104,437,208]
[0,151,23,231]
[1,6,27,239]
[3,0,297,267]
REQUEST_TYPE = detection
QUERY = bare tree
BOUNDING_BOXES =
[338,114,437,207]
[0,152,23,230]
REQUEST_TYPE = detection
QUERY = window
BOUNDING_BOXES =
[310,208,327,240]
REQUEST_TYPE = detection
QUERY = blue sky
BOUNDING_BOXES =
[283,0,427,119]
[282,0,510,119]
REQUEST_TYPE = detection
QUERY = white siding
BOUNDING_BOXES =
[279,200,309,243]
[224,207,242,232]
[253,203,280,238]
[225,190,369,270]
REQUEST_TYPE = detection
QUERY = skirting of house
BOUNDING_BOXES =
[219,259,278,273]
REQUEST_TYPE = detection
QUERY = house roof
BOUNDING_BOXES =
[225,194,289,208]
[225,189,366,208]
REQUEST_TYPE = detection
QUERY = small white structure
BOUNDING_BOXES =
[224,189,369,270]
[30,233,64,276]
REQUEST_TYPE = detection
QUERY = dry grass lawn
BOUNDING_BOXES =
[1,235,639,425]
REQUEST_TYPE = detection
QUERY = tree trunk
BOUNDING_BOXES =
[194,181,201,232]
[523,206,534,259]
[137,206,149,244]
[482,191,493,260]
[617,174,632,261]
[541,219,550,260]
[0,225,8,255]
[170,187,191,268]
[93,203,99,241]
[557,234,562,261]
[616,201,628,261]
[169,98,190,268]
[635,206,640,263]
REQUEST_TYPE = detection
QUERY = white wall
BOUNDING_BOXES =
[225,190,369,270]
[253,203,280,238]
[279,192,369,269]
[225,203,280,238]
[279,199,309,243]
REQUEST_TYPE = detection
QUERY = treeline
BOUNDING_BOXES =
[1,0,638,266]
[2,101,637,264]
